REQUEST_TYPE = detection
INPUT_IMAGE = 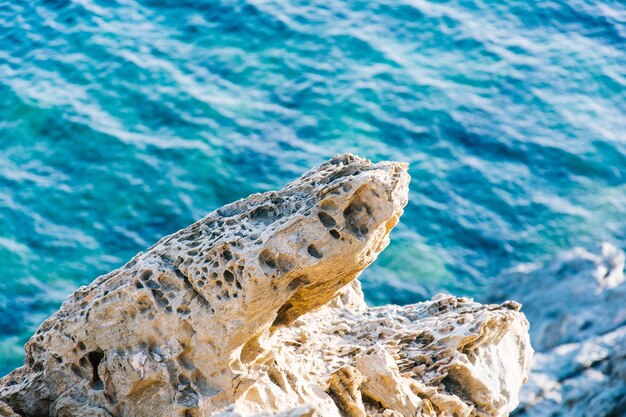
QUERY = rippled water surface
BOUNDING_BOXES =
[1,0,625,375]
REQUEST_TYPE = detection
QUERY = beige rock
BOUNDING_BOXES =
[0,401,20,417]
[326,366,366,417]
[355,346,423,416]
[267,286,532,417]
[0,154,532,417]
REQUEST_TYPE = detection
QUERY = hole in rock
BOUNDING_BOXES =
[343,197,372,239]
[223,270,235,283]
[317,212,337,228]
[288,275,309,291]
[307,244,323,259]
[272,302,293,327]
[88,350,105,390]
[259,250,277,271]
[250,206,276,225]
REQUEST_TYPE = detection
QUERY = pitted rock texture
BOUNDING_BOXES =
[0,154,532,417]
[259,286,532,417]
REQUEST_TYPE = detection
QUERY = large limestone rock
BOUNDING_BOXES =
[0,154,532,417]
[488,242,626,417]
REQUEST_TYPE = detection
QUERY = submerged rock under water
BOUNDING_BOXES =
[489,242,626,417]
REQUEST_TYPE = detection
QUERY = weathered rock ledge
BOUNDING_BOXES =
[0,154,532,417]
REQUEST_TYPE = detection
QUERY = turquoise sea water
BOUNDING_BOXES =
[1,0,625,376]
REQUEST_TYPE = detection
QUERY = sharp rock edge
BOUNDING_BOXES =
[0,154,532,417]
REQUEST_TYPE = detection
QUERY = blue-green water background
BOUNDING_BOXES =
[1,0,625,376]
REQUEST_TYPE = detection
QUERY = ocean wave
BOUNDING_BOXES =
[0,0,624,375]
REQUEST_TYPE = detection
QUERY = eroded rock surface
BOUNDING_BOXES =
[0,154,532,417]
[261,287,532,417]
[488,242,626,417]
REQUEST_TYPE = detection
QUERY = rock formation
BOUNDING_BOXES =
[488,242,626,417]
[0,401,20,417]
[0,154,532,417]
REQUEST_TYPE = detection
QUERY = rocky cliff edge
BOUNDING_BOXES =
[0,155,532,417]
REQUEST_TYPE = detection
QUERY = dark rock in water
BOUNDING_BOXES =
[488,242,626,417]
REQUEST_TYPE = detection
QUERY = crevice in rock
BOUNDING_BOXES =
[88,350,104,390]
